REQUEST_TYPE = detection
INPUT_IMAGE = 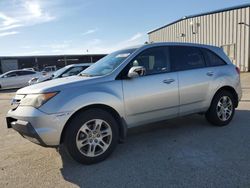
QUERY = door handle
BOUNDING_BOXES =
[206,71,214,76]
[163,78,175,84]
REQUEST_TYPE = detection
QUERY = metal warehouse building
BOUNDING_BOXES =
[148,4,250,71]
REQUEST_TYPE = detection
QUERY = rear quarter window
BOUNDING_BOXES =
[202,49,226,67]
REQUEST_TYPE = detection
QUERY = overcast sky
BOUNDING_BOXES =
[0,0,249,56]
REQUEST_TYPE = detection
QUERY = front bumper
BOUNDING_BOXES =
[6,118,48,146]
[6,106,72,147]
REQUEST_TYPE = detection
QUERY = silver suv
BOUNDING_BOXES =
[6,43,242,164]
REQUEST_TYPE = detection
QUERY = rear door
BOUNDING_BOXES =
[169,46,214,115]
[122,46,179,126]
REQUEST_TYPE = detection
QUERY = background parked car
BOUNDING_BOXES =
[41,66,57,77]
[0,70,42,89]
[28,63,92,85]
[42,66,57,73]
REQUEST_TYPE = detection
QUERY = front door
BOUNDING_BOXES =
[122,46,179,127]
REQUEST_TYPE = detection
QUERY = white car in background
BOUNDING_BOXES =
[41,66,57,76]
[42,66,57,72]
[28,63,92,85]
[0,70,42,90]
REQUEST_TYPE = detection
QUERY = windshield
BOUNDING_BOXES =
[80,48,136,76]
[52,66,69,78]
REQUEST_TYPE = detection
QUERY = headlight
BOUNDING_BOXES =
[20,92,58,108]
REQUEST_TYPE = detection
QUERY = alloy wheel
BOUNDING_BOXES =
[76,119,112,157]
[216,96,233,121]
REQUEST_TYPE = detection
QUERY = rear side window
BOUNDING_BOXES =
[170,46,206,71]
[202,49,226,66]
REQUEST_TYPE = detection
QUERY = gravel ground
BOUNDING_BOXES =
[0,74,250,188]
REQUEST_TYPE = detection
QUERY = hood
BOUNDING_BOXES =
[17,75,105,94]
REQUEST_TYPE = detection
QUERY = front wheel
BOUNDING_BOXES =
[63,109,119,164]
[205,90,235,126]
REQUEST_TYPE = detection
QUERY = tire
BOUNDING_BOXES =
[205,90,235,126]
[63,108,119,164]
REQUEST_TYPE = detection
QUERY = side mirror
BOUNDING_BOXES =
[127,66,146,78]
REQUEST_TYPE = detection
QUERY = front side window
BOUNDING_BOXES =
[80,48,136,77]
[129,46,170,75]
[170,46,206,71]
[202,49,226,67]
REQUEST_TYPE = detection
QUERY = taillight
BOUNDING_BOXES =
[235,67,240,74]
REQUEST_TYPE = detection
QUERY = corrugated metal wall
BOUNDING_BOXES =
[148,6,250,71]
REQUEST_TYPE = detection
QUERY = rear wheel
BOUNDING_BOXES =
[205,90,235,126]
[63,109,119,164]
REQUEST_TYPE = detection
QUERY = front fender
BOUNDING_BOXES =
[65,91,125,117]
[39,80,125,118]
